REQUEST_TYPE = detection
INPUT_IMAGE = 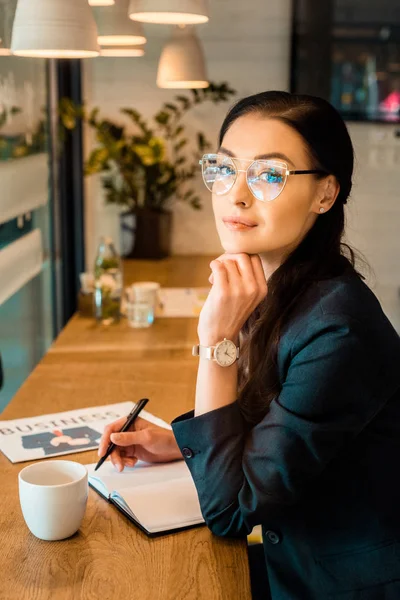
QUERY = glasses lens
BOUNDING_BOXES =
[201,154,236,195]
[247,160,287,201]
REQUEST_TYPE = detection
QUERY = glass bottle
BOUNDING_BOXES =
[93,236,122,325]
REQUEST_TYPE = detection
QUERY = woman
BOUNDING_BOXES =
[98,91,400,599]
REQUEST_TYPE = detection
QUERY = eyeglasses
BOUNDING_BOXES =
[199,153,328,202]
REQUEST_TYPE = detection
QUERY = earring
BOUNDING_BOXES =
[319,207,325,213]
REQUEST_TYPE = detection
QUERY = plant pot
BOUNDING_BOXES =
[120,208,172,260]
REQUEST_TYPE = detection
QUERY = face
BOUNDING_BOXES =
[211,114,338,271]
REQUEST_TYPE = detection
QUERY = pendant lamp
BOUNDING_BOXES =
[95,0,146,46]
[157,25,209,89]
[129,0,209,24]
[100,45,145,57]
[89,0,115,5]
[11,0,100,58]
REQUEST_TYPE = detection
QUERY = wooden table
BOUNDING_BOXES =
[0,256,252,600]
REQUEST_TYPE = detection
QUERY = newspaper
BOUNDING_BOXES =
[155,287,210,317]
[0,401,171,464]
[120,287,210,318]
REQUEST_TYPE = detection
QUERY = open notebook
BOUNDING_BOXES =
[87,459,205,537]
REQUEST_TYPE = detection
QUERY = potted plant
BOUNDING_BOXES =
[0,105,46,161]
[59,82,236,259]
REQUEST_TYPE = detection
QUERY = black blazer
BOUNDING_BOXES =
[171,269,400,600]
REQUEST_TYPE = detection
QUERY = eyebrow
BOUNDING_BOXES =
[218,146,295,167]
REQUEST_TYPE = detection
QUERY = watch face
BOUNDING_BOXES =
[214,340,237,367]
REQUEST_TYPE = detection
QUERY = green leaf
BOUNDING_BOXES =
[164,103,179,113]
[121,108,141,122]
[174,138,187,152]
[88,107,100,126]
[13,145,29,158]
[84,147,110,174]
[197,132,205,150]
[175,95,191,110]
[191,89,201,103]
[58,97,84,130]
[154,111,170,125]
[61,114,77,130]
[173,125,184,136]
[121,108,152,137]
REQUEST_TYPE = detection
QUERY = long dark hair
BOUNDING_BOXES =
[218,90,370,427]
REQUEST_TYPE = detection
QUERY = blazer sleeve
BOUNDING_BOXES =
[170,313,387,539]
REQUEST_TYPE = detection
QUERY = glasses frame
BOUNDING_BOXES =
[199,153,328,202]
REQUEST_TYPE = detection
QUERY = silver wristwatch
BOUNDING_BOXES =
[192,338,240,367]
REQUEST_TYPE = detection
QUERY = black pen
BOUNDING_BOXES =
[94,398,149,471]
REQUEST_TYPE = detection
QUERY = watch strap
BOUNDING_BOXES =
[192,344,215,360]
[192,340,240,361]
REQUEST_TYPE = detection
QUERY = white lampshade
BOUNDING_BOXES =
[89,0,115,5]
[11,0,100,58]
[95,0,146,46]
[100,45,145,57]
[157,25,209,89]
[129,0,209,24]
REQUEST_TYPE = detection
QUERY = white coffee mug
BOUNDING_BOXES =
[18,460,88,541]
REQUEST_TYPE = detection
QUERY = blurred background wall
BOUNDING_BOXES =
[82,0,292,264]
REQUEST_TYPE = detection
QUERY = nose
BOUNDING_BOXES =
[228,169,254,207]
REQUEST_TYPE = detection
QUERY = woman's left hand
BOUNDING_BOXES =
[197,253,268,346]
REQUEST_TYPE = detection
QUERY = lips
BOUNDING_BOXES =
[222,216,258,227]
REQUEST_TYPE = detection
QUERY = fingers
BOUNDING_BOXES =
[217,258,242,287]
[250,254,268,299]
[110,449,138,472]
[110,448,124,472]
[209,254,229,284]
[98,416,127,457]
[209,259,228,291]
[214,253,256,293]
[99,417,153,472]
[108,428,150,472]
[224,253,255,281]
[212,253,268,301]
[110,429,147,446]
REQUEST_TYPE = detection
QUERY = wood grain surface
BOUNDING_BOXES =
[0,256,251,600]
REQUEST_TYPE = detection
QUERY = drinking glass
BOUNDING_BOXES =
[126,282,160,329]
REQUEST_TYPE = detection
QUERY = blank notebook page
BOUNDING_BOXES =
[87,459,192,493]
[87,459,204,533]
[113,477,204,533]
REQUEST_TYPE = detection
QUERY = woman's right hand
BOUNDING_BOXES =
[98,416,183,472]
